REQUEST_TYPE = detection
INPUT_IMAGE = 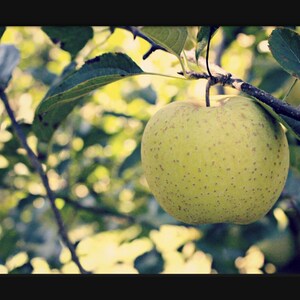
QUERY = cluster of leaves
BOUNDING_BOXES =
[1,26,300,274]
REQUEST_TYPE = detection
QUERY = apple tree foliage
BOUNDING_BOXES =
[1,26,300,274]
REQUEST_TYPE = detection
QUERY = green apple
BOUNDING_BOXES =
[141,95,290,225]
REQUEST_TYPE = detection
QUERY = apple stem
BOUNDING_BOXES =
[205,27,218,108]
[205,26,218,108]
[205,79,211,107]
[205,77,218,107]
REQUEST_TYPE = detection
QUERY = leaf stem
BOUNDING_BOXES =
[178,55,187,77]
[283,78,298,102]
[143,72,185,80]
[205,79,212,107]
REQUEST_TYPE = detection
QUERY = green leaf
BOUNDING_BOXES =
[195,26,219,61]
[223,26,263,47]
[32,62,81,142]
[124,84,157,104]
[118,143,141,177]
[27,67,57,86]
[103,111,134,119]
[184,27,198,51]
[33,99,82,143]
[134,249,163,274]
[81,127,113,149]
[255,99,300,140]
[268,27,300,79]
[35,52,144,114]
[140,26,188,58]
[222,26,244,43]
[258,67,290,94]
[2,123,33,168]
[278,114,300,139]
[0,44,20,90]
[42,26,93,59]
[0,27,5,40]
[56,159,71,175]
[17,194,40,210]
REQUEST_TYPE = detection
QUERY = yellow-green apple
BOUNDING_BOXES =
[141,95,290,225]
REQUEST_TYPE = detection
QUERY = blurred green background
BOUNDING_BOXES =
[0,26,300,274]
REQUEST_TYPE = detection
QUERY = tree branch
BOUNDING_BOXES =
[0,90,89,274]
[111,26,167,60]
[180,51,300,121]
[63,197,159,229]
[63,197,201,230]
[63,197,135,222]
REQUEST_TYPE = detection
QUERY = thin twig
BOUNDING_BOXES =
[111,26,167,60]
[63,197,159,229]
[63,197,135,222]
[63,196,202,230]
[283,78,298,102]
[180,51,300,121]
[116,24,298,120]
[0,90,89,274]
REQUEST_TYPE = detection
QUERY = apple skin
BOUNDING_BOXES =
[141,95,290,225]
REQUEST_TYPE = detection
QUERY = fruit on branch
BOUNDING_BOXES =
[141,95,290,225]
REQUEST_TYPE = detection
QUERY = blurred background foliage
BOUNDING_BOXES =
[0,26,300,274]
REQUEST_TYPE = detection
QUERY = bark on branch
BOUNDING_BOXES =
[0,90,89,274]
[111,26,167,59]
[180,51,300,121]
[119,26,300,121]
[63,197,159,229]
